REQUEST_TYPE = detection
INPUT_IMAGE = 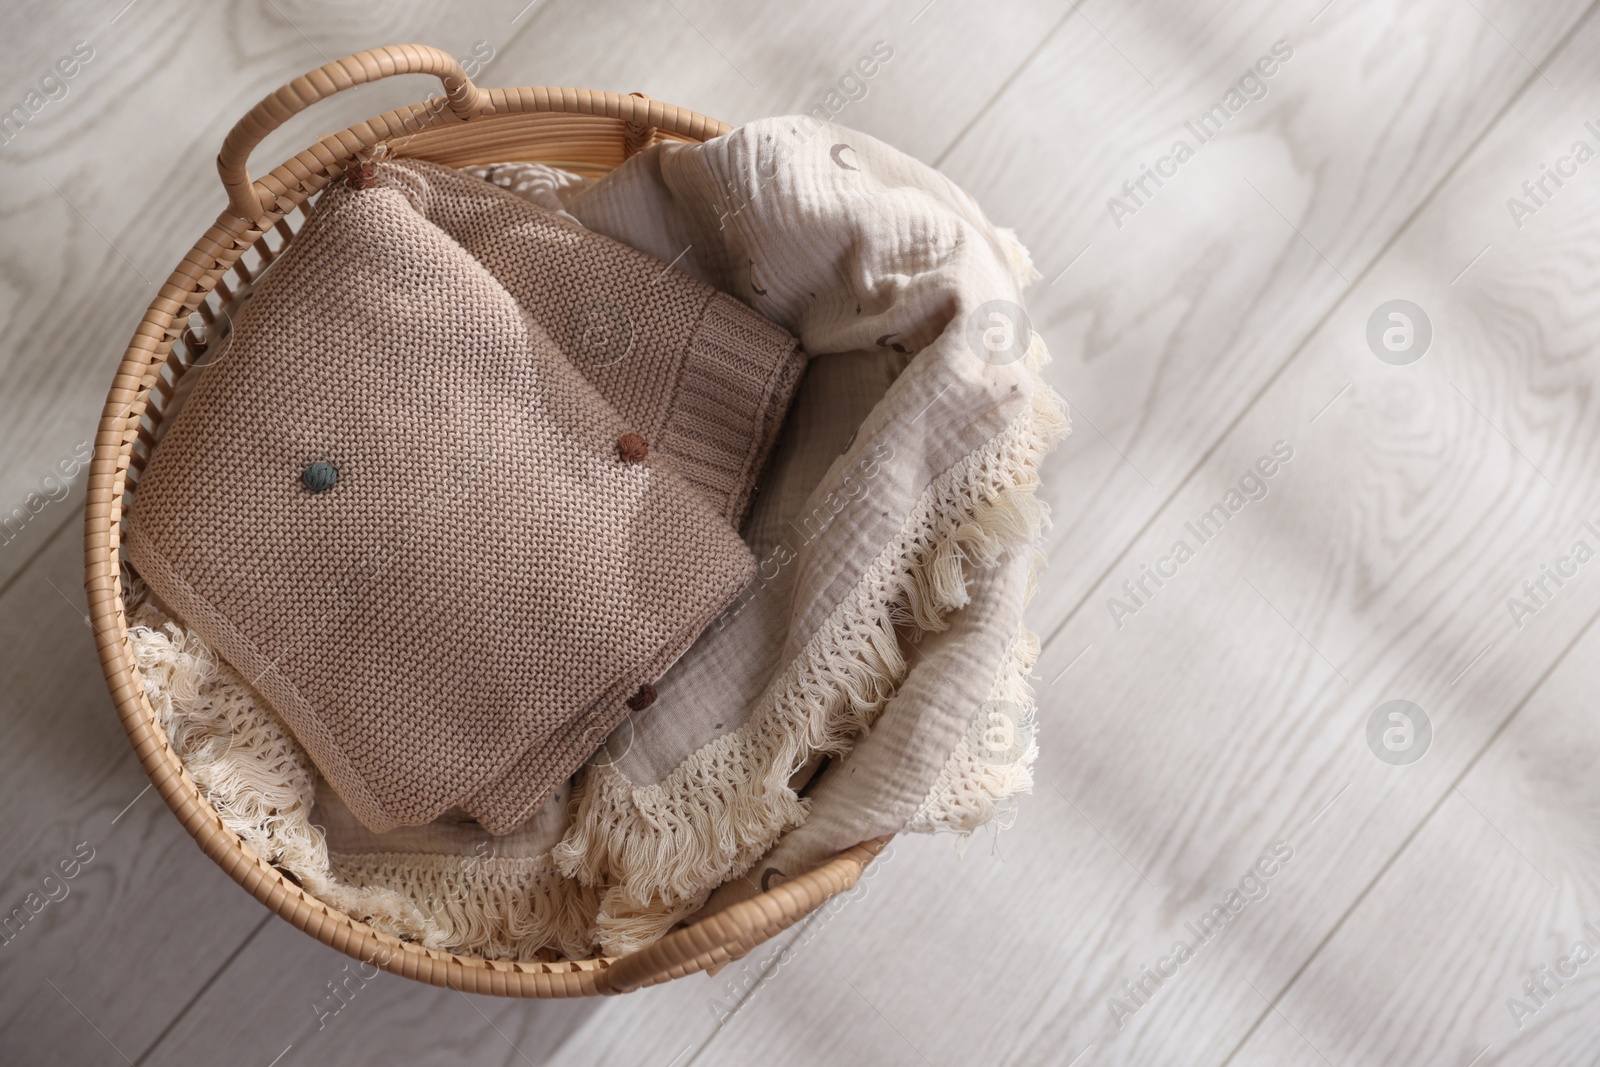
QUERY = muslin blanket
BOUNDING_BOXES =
[542,117,1066,945]
[127,114,1066,957]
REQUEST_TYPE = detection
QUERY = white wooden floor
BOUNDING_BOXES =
[6,0,1600,1063]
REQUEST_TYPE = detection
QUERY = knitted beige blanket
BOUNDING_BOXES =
[124,157,815,836]
[127,116,1066,956]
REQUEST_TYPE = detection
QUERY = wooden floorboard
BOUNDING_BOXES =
[0,519,273,1065]
[946,0,1594,626]
[1231,606,1600,1067]
[5,0,1600,1064]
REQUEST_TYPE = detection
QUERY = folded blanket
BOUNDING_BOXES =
[529,117,1067,946]
[126,160,805,834]
[125,596,604,960]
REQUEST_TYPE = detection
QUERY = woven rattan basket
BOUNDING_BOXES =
[84,43,886,997]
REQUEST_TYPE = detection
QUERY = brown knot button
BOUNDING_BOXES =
[626,684,658,711]
[346,161,378,189]
[617,433,649,462]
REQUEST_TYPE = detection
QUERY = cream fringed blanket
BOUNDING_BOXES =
[127,596,603,959]
[126,115,1066,957]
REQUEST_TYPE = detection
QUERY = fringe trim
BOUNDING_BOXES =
[553,331,1069,926]
[593,887,712,956]
[995,227,1044,290]
[327,852,604,961]
[906,627,1041,835]
[126,601,598,960]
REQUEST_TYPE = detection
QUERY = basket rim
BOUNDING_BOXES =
[82,68,882,998]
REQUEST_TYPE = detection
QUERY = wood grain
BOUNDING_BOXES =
[944,0,1594,622]
[7,0,1600,1063]
[0,519,270,1063]
[1231,607,1600,1067]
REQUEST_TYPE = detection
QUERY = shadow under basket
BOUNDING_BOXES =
[84,43,887,997]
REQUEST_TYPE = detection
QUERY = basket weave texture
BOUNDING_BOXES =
[84,43,885,997]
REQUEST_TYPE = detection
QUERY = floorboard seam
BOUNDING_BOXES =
[1217,600,1600,1065]
[1040,0,1600,653]
[132,913,273,1066]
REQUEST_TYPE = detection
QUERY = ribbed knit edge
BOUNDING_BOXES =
[657,290,807,526]
[394,157,806,528]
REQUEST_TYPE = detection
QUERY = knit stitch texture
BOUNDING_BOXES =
[126,160,804,833]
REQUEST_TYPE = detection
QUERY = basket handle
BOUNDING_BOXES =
[217,44,489,220]
[601,837,890,994]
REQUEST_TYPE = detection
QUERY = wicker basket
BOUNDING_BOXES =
[83,43,886,997]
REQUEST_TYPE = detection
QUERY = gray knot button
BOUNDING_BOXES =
[301,462,339,493]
